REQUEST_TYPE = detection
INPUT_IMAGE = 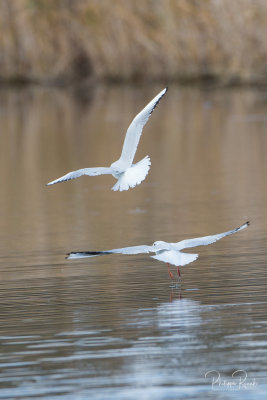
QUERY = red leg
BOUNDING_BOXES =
[168,264,174,280]
[177,266,181,278]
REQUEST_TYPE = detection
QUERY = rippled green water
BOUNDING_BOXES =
[0,85,266,399]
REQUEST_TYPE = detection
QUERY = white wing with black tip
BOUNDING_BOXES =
[175,222,250,250]
[47,167,113,186]
[116,88,168,169]
[67,244,154,259]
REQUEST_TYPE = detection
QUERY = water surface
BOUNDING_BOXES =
[0,85,267,399]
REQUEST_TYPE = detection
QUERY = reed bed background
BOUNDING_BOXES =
[0,0,266,85]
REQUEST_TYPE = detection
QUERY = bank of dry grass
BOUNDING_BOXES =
[0,0,266,85]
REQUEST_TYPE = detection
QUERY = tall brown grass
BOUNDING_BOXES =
[0,0,266,85]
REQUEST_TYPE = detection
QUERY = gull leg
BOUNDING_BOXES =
[177,266,181,280]
[168,263,174,280]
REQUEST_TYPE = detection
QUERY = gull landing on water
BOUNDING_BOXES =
[47,88,168,191]
[67,221,249,280]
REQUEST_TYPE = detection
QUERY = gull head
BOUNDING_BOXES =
[152,241,168,251]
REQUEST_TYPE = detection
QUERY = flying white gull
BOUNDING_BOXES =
[47,88,168,191]
[67,221,249,280]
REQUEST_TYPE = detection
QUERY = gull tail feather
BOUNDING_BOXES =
[112,156,151,191]
[151,250,199,267]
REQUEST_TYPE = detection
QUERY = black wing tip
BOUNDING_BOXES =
[65,252,86,260]
[66,252,73,258]
[161,87,168,96]
[237,220,250,232]
[66,251,102,255]
[47,176,73,186]
[150,87,168,115]
[66,251,111,258]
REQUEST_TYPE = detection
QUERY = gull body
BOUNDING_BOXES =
[67,221,250,279]
[47,88,167,191]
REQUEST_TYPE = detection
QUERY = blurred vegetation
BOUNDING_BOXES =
[0,0,266,85]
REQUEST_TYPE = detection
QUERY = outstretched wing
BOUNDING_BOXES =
[47,167,112,186]
[116,88,168,168]
[175,221,250,250]
[67,244,154,259]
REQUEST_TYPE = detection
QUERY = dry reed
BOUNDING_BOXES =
[0,0,266,85]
